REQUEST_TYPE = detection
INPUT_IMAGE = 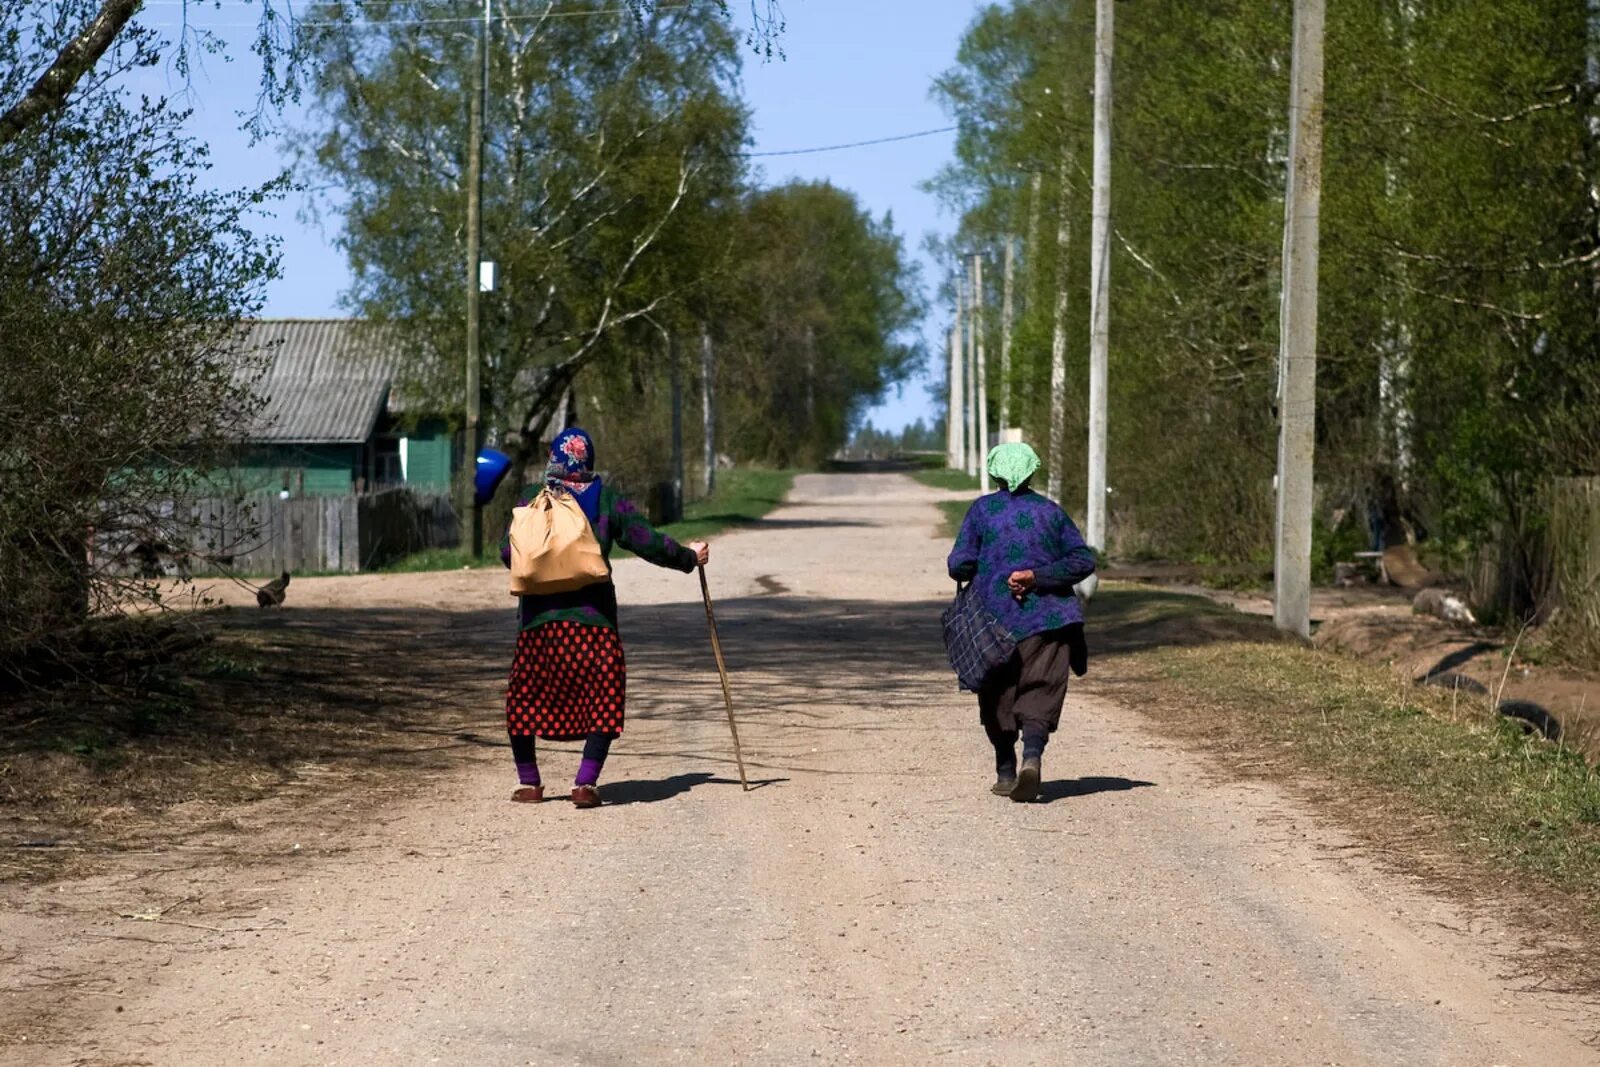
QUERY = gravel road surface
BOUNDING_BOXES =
[5,473,1595,1065]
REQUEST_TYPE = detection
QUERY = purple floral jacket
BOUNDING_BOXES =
[946,489,1097,641]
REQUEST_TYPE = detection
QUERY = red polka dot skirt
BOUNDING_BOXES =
[505,620,627,740]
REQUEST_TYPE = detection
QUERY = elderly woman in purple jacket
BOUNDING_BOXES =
[947,442,1097,802]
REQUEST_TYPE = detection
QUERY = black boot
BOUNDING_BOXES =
[1010,756,1042,802]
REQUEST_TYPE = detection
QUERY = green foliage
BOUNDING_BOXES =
[716,183,925,468]
[299,7,918,488]
[930,0,1600,607]
[0,4,282,656]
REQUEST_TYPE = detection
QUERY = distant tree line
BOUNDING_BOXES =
[846,419,947,460]
[931,0,1600,620]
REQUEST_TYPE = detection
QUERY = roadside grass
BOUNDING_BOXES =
[912,467,980,493]
[376,546,499,573]
[937,499,971,540]
[627,468,798,548]
[1091,585,1600,917]
[913,468,980,540]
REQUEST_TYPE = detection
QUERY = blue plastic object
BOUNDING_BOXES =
[474,448,513,506]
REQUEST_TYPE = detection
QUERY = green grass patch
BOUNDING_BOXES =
[937,499,972,540]
[912,467,981,492]
[1092,586,1600,907]
[647,468,799,546]
[376,546,500,573]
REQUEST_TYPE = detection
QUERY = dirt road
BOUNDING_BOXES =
[6,473,1597,1065]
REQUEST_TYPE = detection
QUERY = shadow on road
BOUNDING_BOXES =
[0,579,1276,870]
[597,772,788,806]
[1036,776,1156,804]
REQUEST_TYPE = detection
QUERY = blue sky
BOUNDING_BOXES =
[130,1,983,431]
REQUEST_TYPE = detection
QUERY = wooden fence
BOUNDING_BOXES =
[167,488,457,576]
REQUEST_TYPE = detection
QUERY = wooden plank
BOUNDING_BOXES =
[343,495,360,572]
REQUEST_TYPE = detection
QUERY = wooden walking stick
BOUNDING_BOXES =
[697,563,749,791]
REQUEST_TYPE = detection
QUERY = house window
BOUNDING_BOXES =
[373,435,403,487]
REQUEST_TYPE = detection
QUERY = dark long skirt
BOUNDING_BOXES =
[505,620,626,740]
[978,628,1073,734]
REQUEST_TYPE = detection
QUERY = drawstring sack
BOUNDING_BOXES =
[941,582,1018,692]
[508,488,611,595]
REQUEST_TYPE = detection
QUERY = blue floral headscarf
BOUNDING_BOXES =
[546,427,603,521]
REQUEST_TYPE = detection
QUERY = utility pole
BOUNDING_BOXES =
[964,273,979,477]
[940,323,953,470]
[1085,0,1113,551]
[1274,0,1326,638]
[701,328,716,497]
[999,236,1015,437]
[973,254,991,491]
[462,0,489,558]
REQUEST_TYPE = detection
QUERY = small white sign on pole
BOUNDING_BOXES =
[478,261,497,292]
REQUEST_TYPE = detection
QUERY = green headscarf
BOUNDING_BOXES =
[987,442,1041,493]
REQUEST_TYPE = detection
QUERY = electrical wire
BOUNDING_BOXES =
[740,126,956,158]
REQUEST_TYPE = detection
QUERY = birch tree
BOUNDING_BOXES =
[297,2,747,471]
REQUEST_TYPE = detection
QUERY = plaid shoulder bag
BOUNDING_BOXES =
[941,582,1018,692]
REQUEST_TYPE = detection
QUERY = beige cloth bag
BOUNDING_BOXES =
[508,488,611,595]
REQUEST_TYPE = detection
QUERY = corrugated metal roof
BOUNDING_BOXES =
[232,320,399,444]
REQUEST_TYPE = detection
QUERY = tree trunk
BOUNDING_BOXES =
[1000,236,1015,435]
[1047,160,1072,503]
[0,0,142,146]
[702,328,716,497]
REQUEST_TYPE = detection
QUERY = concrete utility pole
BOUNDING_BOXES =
[701,328,716,497]
[973,254,991,491]
[1085,0,1113,551]
[947,325,963,470]
[1047,157,1071,503]
[962,275,979,477]
[461,0,490,557]
[999,236,1015,436]
[1274,0,1326,638]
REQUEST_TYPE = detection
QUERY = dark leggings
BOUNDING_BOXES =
[507,732,614,771]
[984,719,1049,775]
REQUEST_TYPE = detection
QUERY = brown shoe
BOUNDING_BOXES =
[571,784,601,809]
[511,786,544,803]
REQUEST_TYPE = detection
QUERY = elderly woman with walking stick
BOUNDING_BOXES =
[499,427,710,809]
[947,442,1097,802]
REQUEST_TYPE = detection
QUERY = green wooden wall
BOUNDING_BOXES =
[402,421,453,493]
[214,444,362,497]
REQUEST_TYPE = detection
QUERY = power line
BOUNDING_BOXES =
[140,3,694,29]
[740,125,956,158]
